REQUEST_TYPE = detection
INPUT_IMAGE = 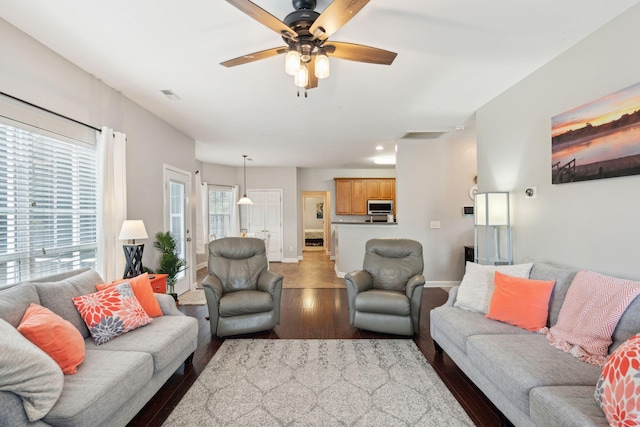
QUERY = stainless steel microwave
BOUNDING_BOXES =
[367,200,393,215]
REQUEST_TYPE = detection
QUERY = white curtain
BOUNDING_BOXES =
[231,185,240,236]
[195,172,207,254]
[96,127,127,282]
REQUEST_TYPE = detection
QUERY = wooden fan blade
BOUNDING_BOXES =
[306,60,318,89]
[309,0,369,41]
[324,41,397,65]
[220,46,288,67]
[226,0,298,40]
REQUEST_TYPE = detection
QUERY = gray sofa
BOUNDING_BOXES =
[0,268,199,427]
[430,262,640,426]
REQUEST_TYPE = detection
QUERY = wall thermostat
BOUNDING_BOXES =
[463,206,474,215]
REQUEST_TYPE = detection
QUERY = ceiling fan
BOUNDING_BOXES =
[221,0,397,96]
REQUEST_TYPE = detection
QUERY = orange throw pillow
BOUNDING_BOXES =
[485,271,555,332]
[18,303,85,375]
[96,273,163,318]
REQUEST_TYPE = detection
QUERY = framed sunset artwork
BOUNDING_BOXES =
[552,81,640,184]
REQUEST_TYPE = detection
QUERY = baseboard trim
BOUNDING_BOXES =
[281,257,299,263]
[424,281,460,288]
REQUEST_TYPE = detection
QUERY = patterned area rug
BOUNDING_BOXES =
[163,339,473,426]
[177,289,206,306]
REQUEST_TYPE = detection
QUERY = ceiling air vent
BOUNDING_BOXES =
[160,89,181,101]
[400,131,446,140]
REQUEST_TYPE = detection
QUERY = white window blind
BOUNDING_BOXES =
[0,118,97,286]
[208,185,234,239]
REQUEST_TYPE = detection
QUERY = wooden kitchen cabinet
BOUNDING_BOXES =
[366,180,380,199]
[335,179,352,215]
[379,179,395,200]
[351,179,367,215]
[335,178,395,215]
[367,179,395,200]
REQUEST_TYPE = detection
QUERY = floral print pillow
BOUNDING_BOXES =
[594,333,640,425]
[72,282,152,345]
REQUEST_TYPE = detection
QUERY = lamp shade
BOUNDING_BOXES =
[118,220,148,241]
[315,51,330,79]
[294,65,309,88]
[237,195,254,205]
[285,49,300,76]
[474,192,509,226]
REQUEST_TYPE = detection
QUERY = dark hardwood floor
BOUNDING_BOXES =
[127,252,508,427]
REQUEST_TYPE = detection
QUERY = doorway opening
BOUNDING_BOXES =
[302,191,331,254]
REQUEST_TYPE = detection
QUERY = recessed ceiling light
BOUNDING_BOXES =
[374,156,396,165]
[375,145,384,151]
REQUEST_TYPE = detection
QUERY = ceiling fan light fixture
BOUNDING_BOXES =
[315,49,330,79]
[294,64,309,88]
[285,48,301,75]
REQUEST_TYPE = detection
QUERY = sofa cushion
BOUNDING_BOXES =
[73,282,152,345]
[485,272,555,332]
[0,317,64,422]
[594,333,640,425]
[43,349,153,427]
[220,290,273,317]
[18,303,85,375]
[528,263,577,327]
[611,293,640,353]
[430,306,530,354]
[355,290,410,316]
[97,273,163,318]
[530,386,609,427]
[466,334,602,416]
[454,262,533,313]
[84,315,198,373]
[33,269,104,339]
[546,270,640,366]
[0,282,40,327]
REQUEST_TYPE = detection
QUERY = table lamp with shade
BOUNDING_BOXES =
[119,220,148,279]
[473,192,512,265]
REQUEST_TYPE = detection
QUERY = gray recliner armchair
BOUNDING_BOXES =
[345,238,425,336]
[202,237,283,337]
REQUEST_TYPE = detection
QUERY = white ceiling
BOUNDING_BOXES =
[1,0,638,168]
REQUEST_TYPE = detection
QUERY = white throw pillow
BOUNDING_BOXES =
[454,262,534,313]
[0,318,64,422]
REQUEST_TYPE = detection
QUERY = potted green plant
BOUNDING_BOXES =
[147,231,187,303]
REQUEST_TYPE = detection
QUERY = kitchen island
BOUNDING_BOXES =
[332,221,399,277]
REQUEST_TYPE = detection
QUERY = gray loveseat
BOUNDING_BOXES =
[430,262,640,426]
[0,267,199,427]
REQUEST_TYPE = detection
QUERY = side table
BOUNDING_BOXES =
[149,274,168,294]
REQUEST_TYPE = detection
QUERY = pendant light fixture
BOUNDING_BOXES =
[237,154,253,205]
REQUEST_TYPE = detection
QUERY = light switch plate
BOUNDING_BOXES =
[430,221,441,229]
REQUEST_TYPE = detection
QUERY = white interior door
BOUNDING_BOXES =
[247,189,282,262]
[163,166,192,295]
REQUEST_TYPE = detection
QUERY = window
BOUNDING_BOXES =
[0,118,97,285]
[208,185,234,240]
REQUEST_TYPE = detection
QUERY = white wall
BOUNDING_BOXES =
[0,18,198,280]
[395,124,477,282]
[476,4,640,280]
